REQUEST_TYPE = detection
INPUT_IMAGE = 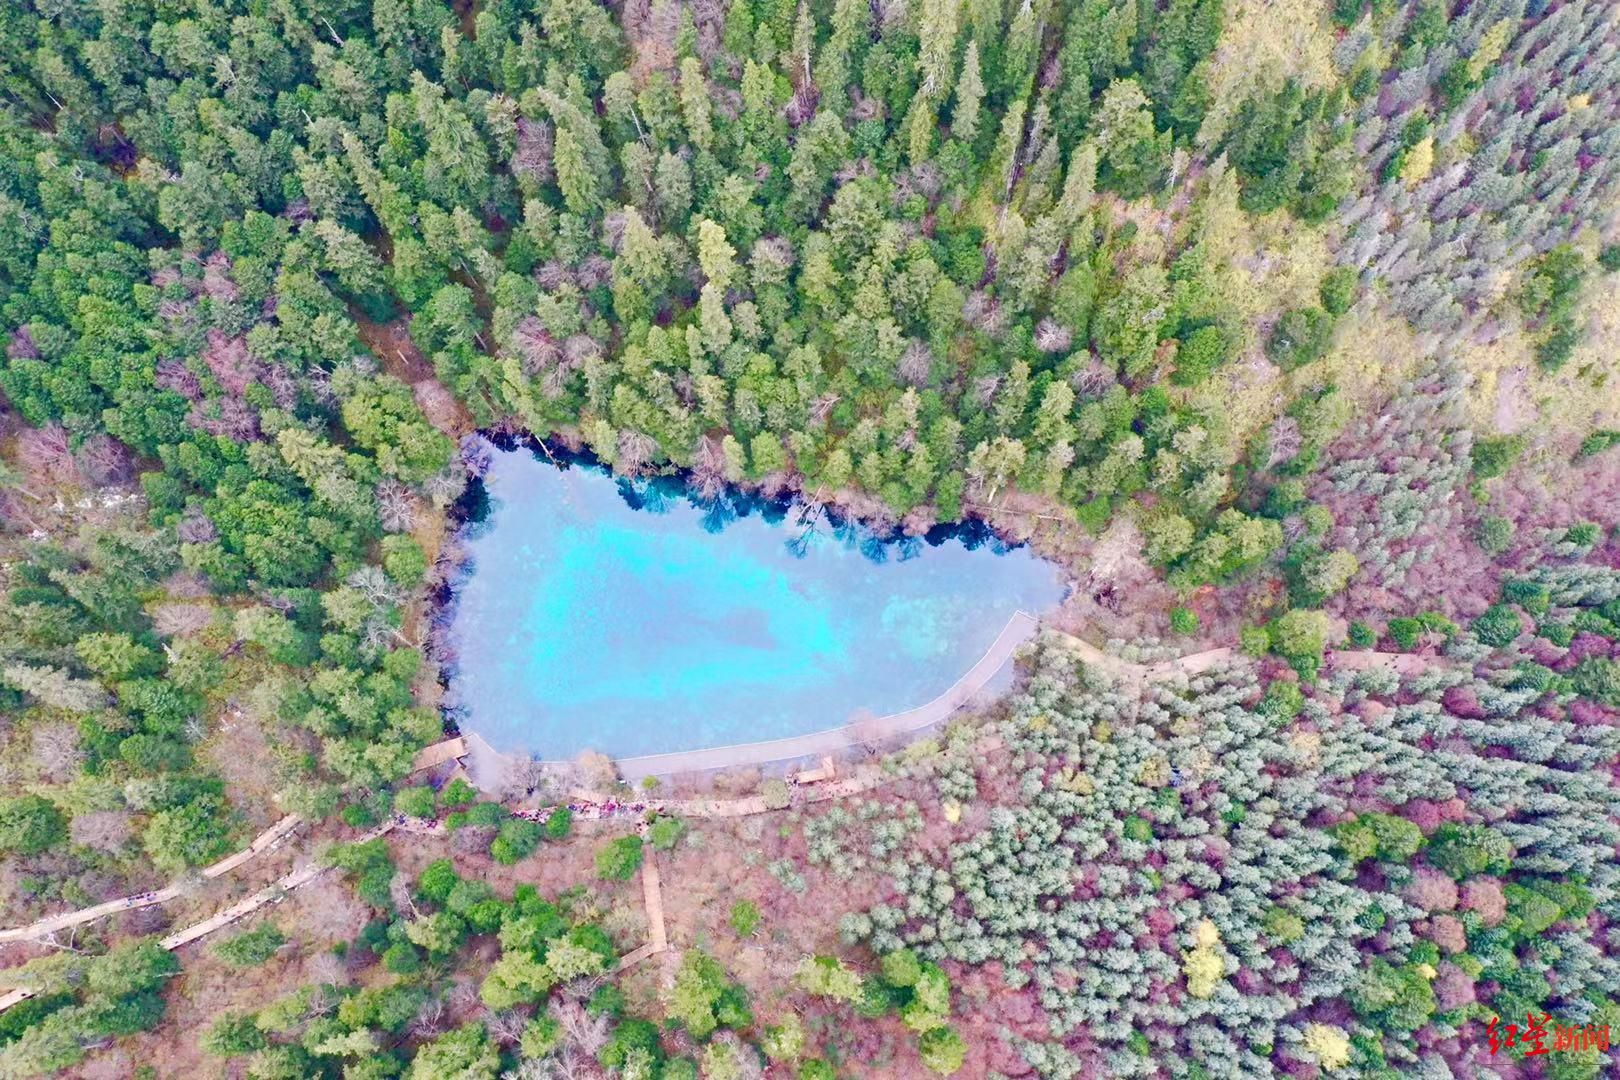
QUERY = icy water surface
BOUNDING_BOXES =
[446,447,1066,758]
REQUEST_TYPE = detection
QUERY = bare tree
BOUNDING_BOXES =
[846,709,891,756]
[176,508,218,544]
[506,1049,603,1080]
[1034,318,1073,353]
[616,430,659,477]
[348,565,404,608]
[706,1032,766,1080]
[576,256,612,291]
[502,1063,550,1080]
[535,261,571,291]
[561,334,600,374]
[303,950,350,988]
[202,330,261,395]
[1070,357,1117,398]
[962,289,1005,335]
[262,364,301,409]
[425,463,469,508]
[479,756,558,803]
[376,479,421,533]
[409,995,449,1041]
[551,999,611,1058]
[487,1009,529,1047]
[31,721,84,781]
[689,436,730,500]
[154,357,202,400]
[74,435,134,486]
[388,873,421,919]
[188,396,262,442]
[413,380,462,436]
[460,434,496,477]
[70,810,132,854]
[1266,416,1304,469]
[120,904,172,938]
[304,981,343,1021]
[450,980,485,1015]
[290,878,370,945]
[511,117,555,184]
[157,296,192,324]
[897,340,933,386]
[16,424,80,486]
[450,824,498,855]
[201,251,239,302]
[576,750,620,791]
[6,325,39,360]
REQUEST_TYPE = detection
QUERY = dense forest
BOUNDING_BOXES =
[0,0,1617,1075]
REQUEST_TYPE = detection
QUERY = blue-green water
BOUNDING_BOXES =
[445,447,1066,758]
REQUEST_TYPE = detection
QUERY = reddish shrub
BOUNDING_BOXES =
[1400,800,1444,834]
[202,329,260,395]
[1441,685,1488,719]
[1432,962,1477,1011]
[1460,878,1507,926]
[1404,867,1460,912]
[1427,914,1467,954]
[1570,698,1618,726]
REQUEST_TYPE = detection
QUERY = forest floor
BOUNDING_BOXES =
[2,626,1425,983]
[15,630,1460,1076]
[2,611,1425,933]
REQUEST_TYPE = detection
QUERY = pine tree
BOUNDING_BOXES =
[917,0,962,100]
[553,127,598,215]
[951,41,986,142]
[1093,78,1170,197]
[678,57,714,151]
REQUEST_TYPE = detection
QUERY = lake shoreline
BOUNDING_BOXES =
[424,428,1072,766]
[471,426,1064,556]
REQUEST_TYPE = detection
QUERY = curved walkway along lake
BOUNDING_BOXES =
[444,446,1068,760]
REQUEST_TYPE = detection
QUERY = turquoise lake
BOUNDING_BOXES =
[444,446,1067,759]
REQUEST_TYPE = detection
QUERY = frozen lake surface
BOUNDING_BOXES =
[446,447,1067,758]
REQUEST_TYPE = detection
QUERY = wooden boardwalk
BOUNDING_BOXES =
[0,815,303,946]
[1322,648,1432,676]
[0,821,397,1013]
[613,842,669,975]
[0,734,471,954]
[640,851,668,953]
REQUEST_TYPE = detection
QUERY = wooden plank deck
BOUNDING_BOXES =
[410,735,467,773]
